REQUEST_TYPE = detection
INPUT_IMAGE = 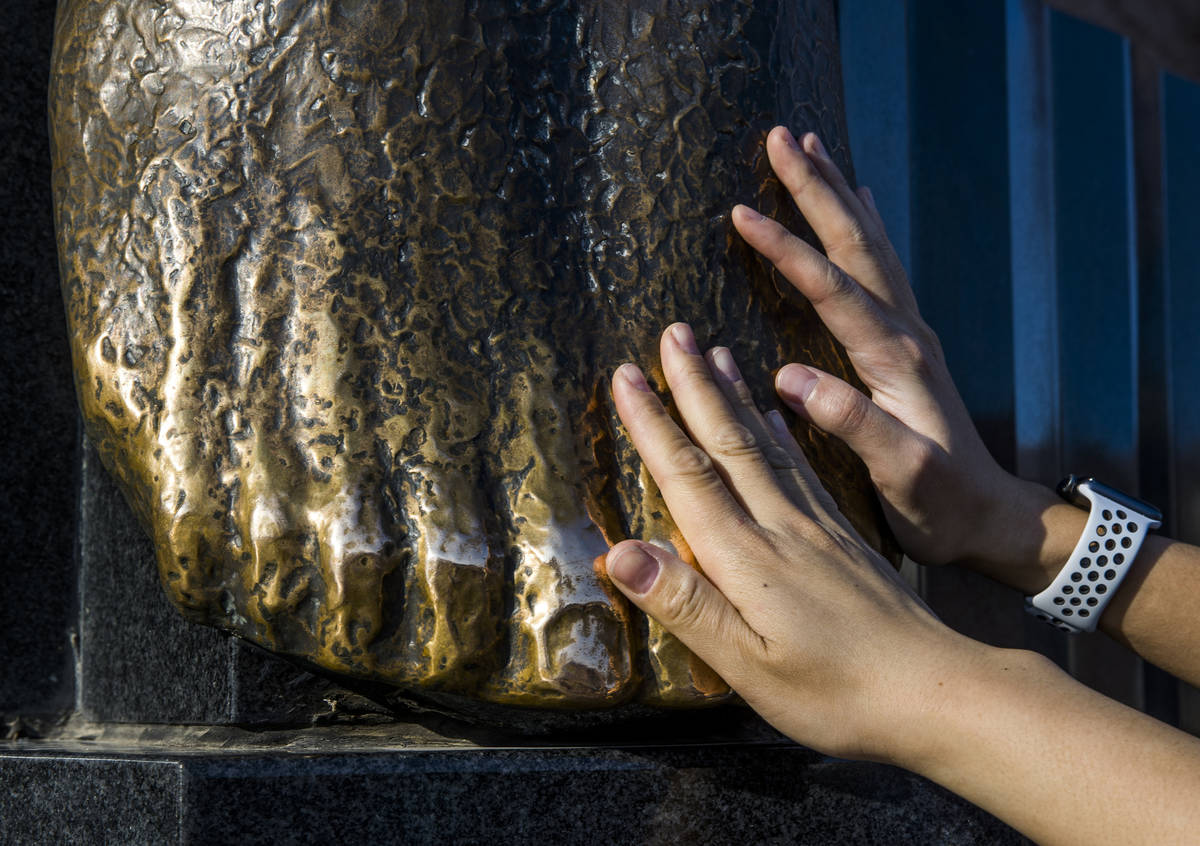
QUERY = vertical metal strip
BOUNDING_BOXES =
[1007,0,1061,495]
[1162,72,1200,734]
[1007,0,1068,666]
[838,0,913,276]
[1048,11,1143,708]
[1129,50,1178,725]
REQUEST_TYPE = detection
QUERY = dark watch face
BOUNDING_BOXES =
[1057,475,1163,523]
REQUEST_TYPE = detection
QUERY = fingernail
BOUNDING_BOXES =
[617,363,651,392]
[670,323,700,355]
[807,133,827,158]
[777,364,819,402]
[709,347,742,383]
[733,204,766,223]
[607,544,660,595]
[782,127,801,151]
[765,409,790,438]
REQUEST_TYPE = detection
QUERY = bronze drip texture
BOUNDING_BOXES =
[50,0,891,718]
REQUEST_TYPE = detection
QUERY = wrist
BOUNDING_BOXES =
[956,475,1085,595]
[891,640,1061,776]
[863,629,1007,769]
[892,632,1200,845]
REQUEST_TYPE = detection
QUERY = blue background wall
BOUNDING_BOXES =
[840,0,1200,732]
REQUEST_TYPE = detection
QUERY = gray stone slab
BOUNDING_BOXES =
[0,755,180,845]
[180,750,1026,845]
[78,441,232,724]
[0,740,1027,845]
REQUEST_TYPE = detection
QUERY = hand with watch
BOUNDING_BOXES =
[731,129,1200,680]
[602,127,1200,846]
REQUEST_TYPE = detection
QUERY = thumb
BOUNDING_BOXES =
[776,363,909,472]
[605,540,754,678]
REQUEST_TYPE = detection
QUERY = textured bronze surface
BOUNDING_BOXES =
[50,0,891,717]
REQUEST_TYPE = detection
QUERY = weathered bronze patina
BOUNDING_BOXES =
[50,0,890,718]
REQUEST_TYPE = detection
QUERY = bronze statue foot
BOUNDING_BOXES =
[51,0,883,719]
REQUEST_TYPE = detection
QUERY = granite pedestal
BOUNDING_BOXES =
[3,725,1026,845]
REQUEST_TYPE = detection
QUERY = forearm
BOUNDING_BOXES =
[899,642,1200,846]
[959,477,1200,687]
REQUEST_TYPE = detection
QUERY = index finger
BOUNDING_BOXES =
[611,362,767,572]
[763,128,915,315]
[732,203,900,358]
[795,131,917,314]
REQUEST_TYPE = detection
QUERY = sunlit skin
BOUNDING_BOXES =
[604,126,1200,846]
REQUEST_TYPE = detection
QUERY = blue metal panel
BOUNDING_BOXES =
[1165,74,1200,544]
[1163,72,1200,733]
[1007,0,1060,486]
[838,0,912,276]
[1050,13,1139,487]
[907,1,1016,471]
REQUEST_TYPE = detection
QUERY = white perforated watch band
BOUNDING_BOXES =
[1025,477,1162,634]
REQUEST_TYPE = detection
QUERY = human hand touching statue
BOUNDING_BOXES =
[727,127,1200,687]
[606,324,979,763]
[602,126,1200,845]
[605,329,1200,845]
[732,127,1032,573]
